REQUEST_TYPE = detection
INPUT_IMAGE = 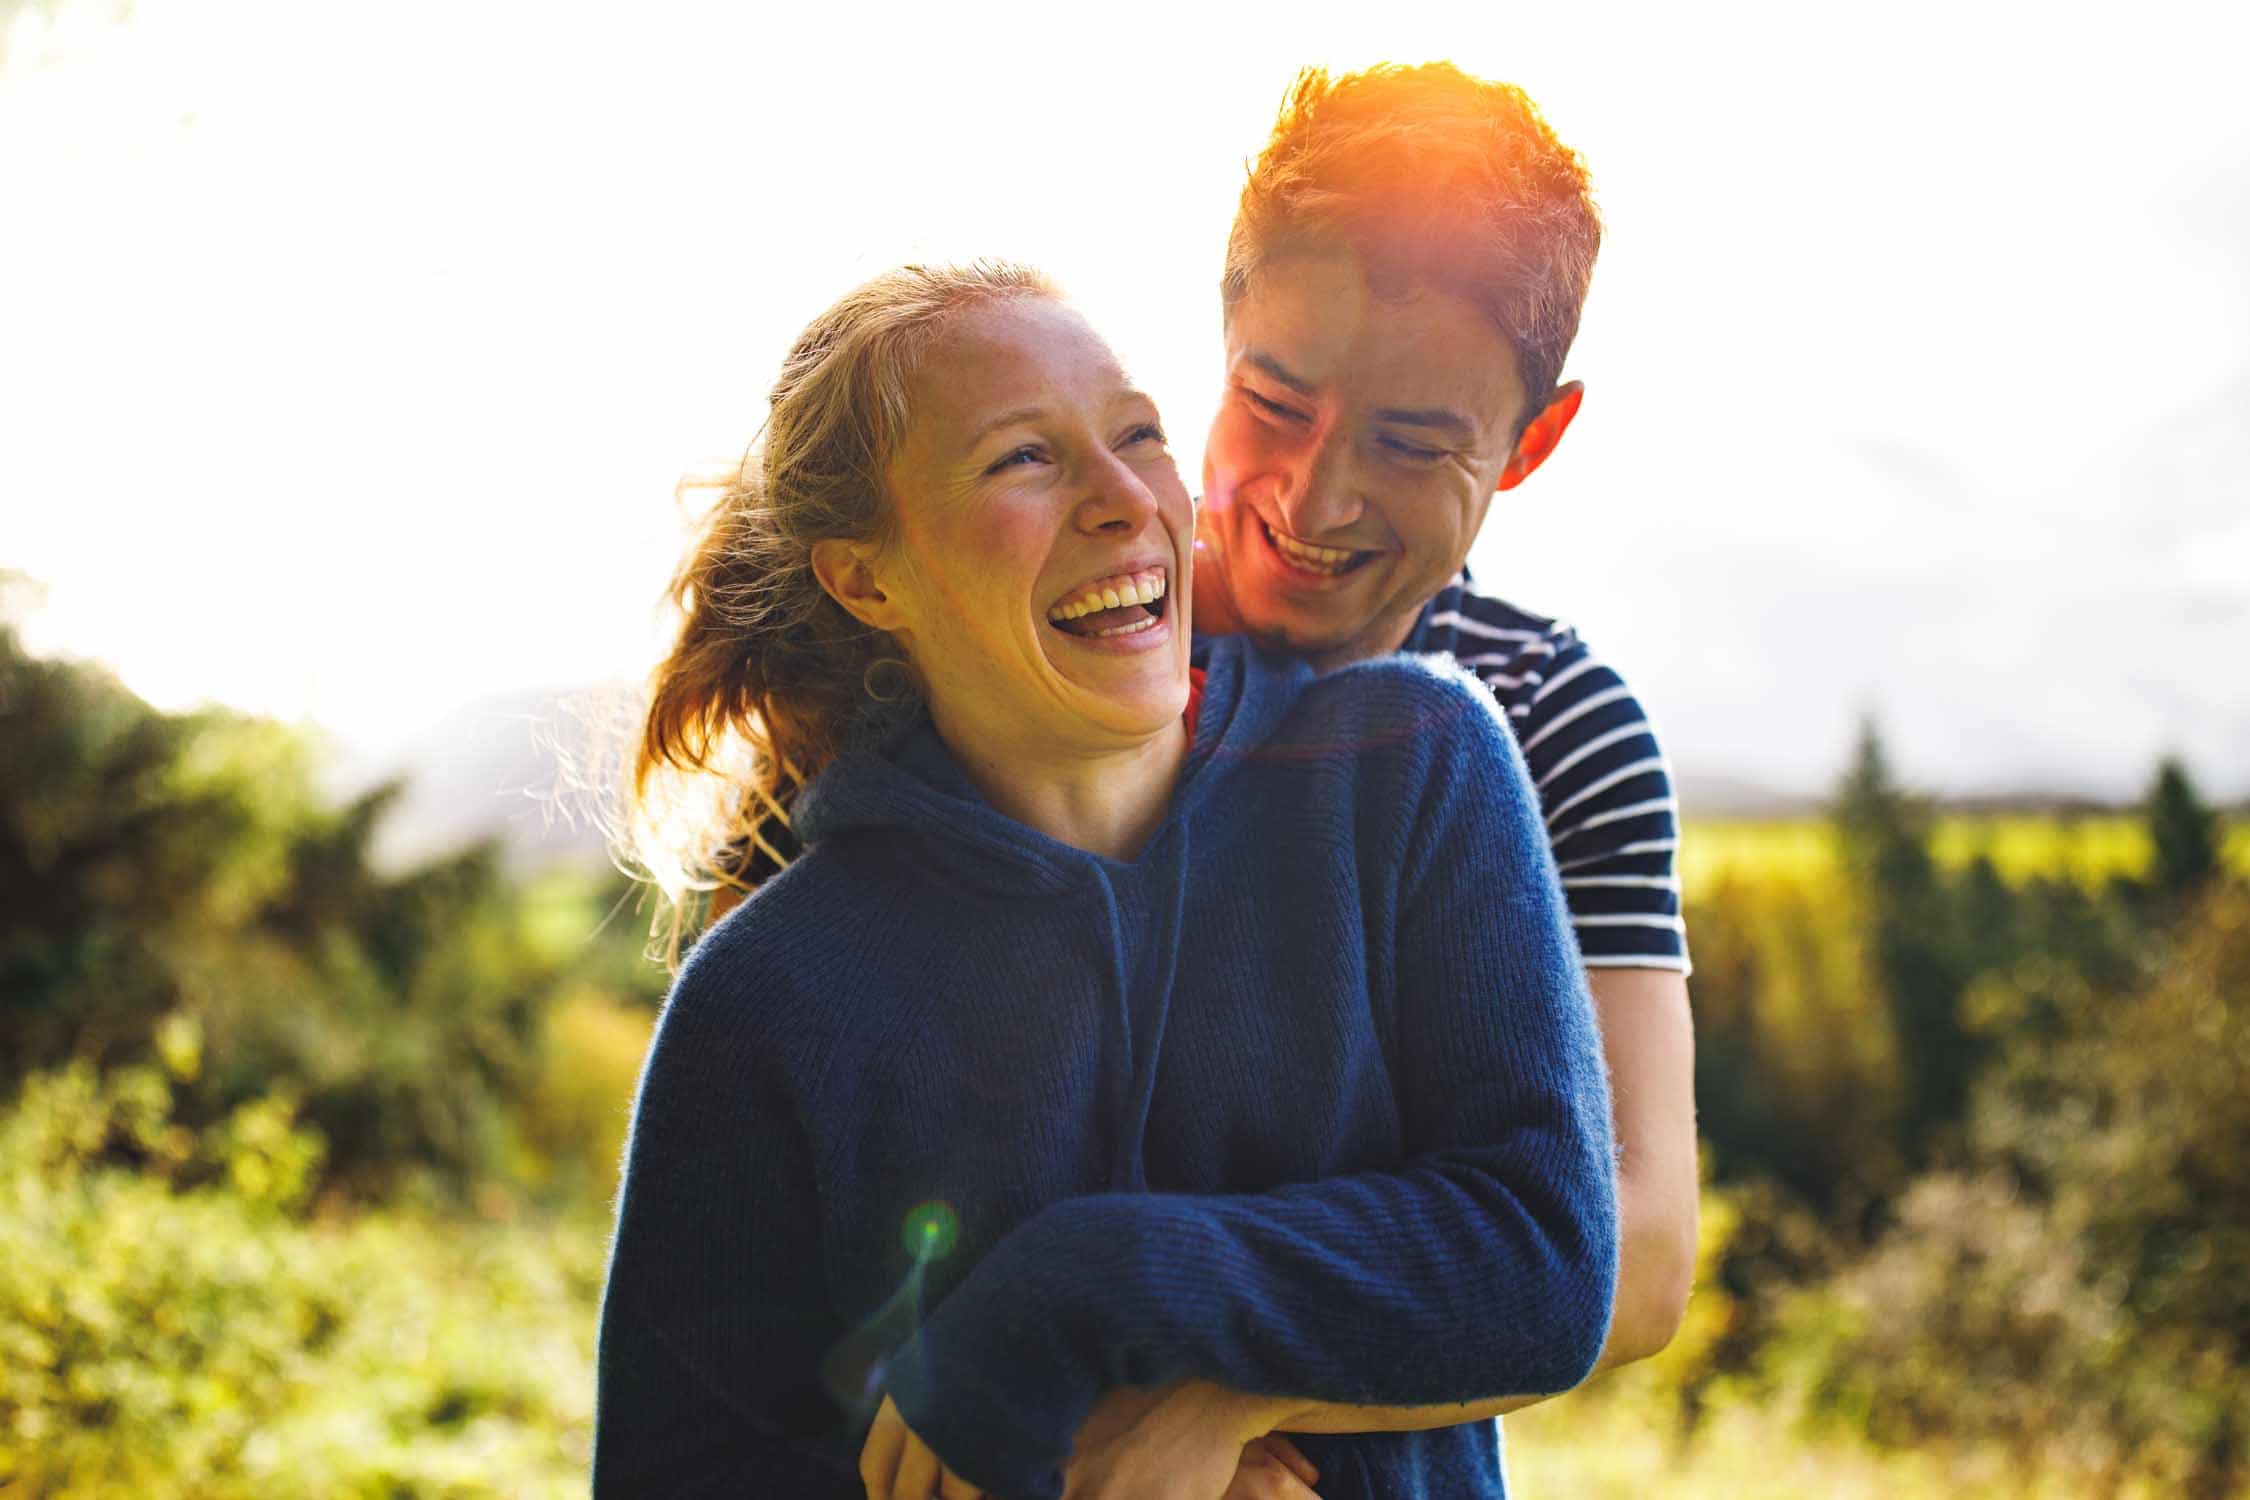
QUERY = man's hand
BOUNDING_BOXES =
[860,1395,984,1500]
[1063,1380,1320,1500]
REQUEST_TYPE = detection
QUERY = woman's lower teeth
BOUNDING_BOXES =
[1092,614,1159,638]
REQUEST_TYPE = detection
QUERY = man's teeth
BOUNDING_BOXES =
[1046,568,1168,622]
[1260,526,1359,580]
[1266,523,1361,574]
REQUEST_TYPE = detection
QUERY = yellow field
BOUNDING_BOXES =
[1680,815,2250,899]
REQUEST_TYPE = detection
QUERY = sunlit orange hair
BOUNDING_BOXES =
[1224,63,1601,429]
[625,261,1059,964]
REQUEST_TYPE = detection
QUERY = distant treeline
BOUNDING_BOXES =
[1659,728,2248,1497]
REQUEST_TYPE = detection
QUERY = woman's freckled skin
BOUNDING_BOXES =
[872,297,1196,756]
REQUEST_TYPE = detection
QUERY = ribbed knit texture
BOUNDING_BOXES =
[593,637,1618,1499]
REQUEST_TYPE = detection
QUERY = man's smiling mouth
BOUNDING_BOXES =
[1262,521,1374,577]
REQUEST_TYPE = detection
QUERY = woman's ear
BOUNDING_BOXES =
[811,538,909,633]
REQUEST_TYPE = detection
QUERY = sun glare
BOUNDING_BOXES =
[5,0,2245,793]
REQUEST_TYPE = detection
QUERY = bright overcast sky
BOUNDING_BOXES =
[6,0,2247,803]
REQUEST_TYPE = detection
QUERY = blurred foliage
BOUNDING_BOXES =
[0,1062,603,1497]
[1,600,659,1495]
[6,600,2246,1495]
[1524,839,2246,1496]
[1653,732,2249,1498]
[1,612,662,1200]
[1735,883,2250,1497]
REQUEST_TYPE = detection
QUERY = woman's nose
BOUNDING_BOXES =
[1074,453,1159,533]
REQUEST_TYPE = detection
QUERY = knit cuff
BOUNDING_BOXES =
[883,1313,1090,1500]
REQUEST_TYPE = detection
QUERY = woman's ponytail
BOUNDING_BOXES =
[622,260,1058,965]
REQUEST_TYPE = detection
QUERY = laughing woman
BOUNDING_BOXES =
[594,263,1617,1500]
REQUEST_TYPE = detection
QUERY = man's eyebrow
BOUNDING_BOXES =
[1244,351,1315,396]
[1245,352,1478,440]
[1372,405,1478,440]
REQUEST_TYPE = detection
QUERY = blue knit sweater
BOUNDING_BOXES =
[594,638,1617,1499]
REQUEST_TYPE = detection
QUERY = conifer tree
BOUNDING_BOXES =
[1832,720,1981,1169]
[2145,756,2219,903]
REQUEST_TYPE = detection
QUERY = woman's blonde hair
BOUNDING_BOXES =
[626,260,1060,964]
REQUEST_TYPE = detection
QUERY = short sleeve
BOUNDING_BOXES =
[1489,639,1689,973]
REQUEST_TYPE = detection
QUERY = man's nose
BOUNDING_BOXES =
[1274,429,1362,539]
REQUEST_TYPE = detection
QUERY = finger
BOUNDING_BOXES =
[1227,1446,1323,1500]
[1255,1433,1320,1486]
[860,1398,905,1499]
[891,1434,939,1500]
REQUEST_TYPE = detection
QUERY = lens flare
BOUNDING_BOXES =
[818,1198,963,1417]
[900,1200,959,1261]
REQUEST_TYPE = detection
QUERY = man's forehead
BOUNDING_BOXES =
[1237,247,1519,384]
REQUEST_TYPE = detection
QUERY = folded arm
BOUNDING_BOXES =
[1248,964,1698,1436]
[889,675,1620,1495]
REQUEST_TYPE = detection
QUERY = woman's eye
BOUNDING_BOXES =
[985,445,1044,475]
[1123,423,1167,448]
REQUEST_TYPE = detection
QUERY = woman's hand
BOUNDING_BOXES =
[860,1395,984,1500]
[1063,1381,1319,1500]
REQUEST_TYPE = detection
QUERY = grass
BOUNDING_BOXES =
[1505,1382,2186,1500]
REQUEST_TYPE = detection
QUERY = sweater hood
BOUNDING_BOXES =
[791,636,1309,896]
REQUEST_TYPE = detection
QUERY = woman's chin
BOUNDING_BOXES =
[1086,685,1190,740]
[1039,630,1187,732]
[1049,670,1190,742]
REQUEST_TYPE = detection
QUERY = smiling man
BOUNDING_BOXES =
[1196,61,1699,1401]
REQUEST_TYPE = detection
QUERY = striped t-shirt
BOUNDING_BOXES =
[1402,574,1690,973]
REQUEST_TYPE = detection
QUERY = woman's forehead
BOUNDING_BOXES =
[908,298,1134,436]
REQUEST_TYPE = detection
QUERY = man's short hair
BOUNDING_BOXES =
[1223,63,1602,427]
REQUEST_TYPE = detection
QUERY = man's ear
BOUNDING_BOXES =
[810,537,908,633]
[1496,380,1584,492]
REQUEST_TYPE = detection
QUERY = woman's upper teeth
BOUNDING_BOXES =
[1047,568,1167,621]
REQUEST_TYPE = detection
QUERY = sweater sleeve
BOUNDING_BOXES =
[592,943,861,1496]
[887,668,1619,1499]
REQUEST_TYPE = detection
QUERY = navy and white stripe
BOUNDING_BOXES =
[1405,574,1691,973]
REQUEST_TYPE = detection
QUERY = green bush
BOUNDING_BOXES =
[1,612,662,1201]
[0,1061,603,1498]
[1756,886,2250,1498]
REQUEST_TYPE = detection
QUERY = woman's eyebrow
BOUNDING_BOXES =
[969,405,1047,444]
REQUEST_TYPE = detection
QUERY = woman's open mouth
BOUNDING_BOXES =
[1045,567,1169,640]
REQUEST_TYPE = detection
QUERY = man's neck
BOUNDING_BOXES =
[935,716,1190,862]
[1304,602,1423,675]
